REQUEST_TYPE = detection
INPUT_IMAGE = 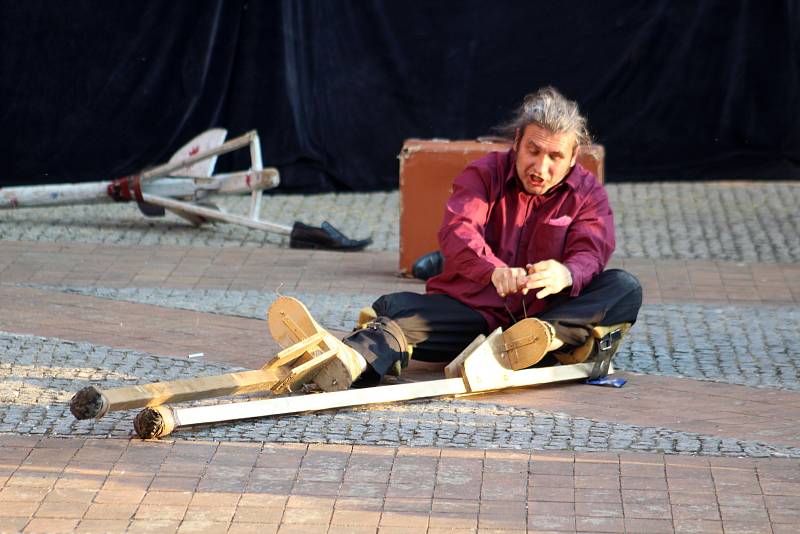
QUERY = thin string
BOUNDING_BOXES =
[503,300,517,324]
[504,294,530,324]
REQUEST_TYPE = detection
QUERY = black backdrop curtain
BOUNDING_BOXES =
[2,0,799,192]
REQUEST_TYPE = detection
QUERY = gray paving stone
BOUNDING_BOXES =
[2,182,799,262]
[1,332,799,457]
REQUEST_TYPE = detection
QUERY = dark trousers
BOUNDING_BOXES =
[344,269,642,377]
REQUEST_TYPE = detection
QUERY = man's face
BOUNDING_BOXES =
[514,123,578,195]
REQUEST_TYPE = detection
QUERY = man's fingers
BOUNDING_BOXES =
[524,274,551,289]
[530,260,551,273]
[498,277,509,297]
[514,271,528,291]
[507,271,521,295]
[536,287,554,299]
[503,278,513,295]
[494,266,561,299]
[525,279,547,290]
[497,281,507,297]
[520,260,570,299]
[526,271,551,283]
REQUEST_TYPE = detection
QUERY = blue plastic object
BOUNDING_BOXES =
[585,376,627,388]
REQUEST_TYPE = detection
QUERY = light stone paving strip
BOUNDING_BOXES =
[1,182,799,262]
[0,192,398,250]
[18,285,800,392]
[17,285,380,332]
[0,332,798,458]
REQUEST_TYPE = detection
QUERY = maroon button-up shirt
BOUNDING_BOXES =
[426,148,615,331]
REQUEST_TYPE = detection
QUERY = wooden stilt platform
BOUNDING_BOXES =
[132,329,615,439]
[69,333,331,420]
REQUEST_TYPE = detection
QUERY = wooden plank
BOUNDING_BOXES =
[1,182,112,208]
[128,328,616,439]
[459,328,513,392]
[142,193,293,234]
[213,169,279,194]
[70,367,288,420]
[0,171,277,211]
[137,361,614,438]
[455,330,614,393]
[172,378,469,428]
[70,330,342,421]
[270,348,337,394]
[264,332,325,369]
[104,368,288,409]
[477,362,615,393]
[142,130,258,181]
[444,332,489,379]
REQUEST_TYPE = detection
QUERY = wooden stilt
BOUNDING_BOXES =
[133,378,468,439]
[70,334,332,420]
[69,368,288,420]
[270,349,338,394]
[132,328,615,439]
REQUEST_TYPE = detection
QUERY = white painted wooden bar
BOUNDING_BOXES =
[168,361,611,428]
[174,378,468,427]
[141,193,293,234]
[141,130,260,181]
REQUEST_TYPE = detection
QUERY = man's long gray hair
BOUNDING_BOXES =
[497,86,591,147]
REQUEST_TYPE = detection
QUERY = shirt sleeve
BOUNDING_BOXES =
[562,184,616,296]
[437,165,507,286]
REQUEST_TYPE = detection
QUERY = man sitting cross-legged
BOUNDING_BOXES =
[272,86,642,392]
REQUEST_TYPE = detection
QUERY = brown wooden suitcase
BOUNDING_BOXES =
[398,139,605,275]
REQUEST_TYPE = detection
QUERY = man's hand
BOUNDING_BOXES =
[524,260,573,299]
[491,267,529,298]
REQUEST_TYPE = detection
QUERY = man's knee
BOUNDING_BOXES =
[602,269,642,294]
[372,292,422,320]
[602,269,643,311]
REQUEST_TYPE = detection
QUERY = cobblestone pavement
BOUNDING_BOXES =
[618,303,800,391]
[609,182,800,262]
[2,182,799,262]
[2,332,799,459]
[2,180,800,532]
[18,285,800,391]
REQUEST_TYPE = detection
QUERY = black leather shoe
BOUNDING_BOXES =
[289,221,372,251]
[411,250,444,280]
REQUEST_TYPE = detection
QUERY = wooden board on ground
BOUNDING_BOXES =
[132,328,615,439]
[444,332,489,379]
[69,332,333,420]
[458,328,515,391]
